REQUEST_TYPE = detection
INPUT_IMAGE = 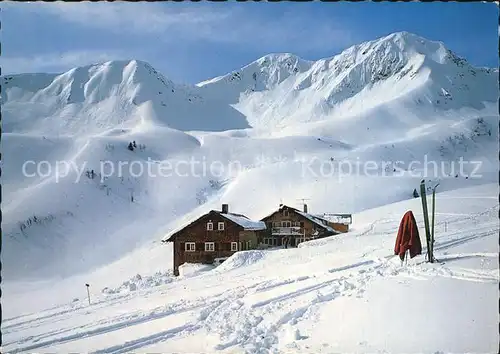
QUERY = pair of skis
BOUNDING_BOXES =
[419,180,439,263]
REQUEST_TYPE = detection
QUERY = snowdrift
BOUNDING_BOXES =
[214,250,267,272]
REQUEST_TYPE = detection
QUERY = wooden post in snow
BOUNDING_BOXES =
[85,283,91,305]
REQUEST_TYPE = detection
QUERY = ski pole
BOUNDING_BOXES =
[420,180,432,263]
[431,183,439,263]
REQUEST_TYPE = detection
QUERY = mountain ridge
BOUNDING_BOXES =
[1,59,250,136]
[3,31,497,135]
[195,31,498,129]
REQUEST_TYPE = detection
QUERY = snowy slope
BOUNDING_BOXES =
[3,184,498,353]
[197,32,498,129]
[5,109,495,282]
[2,124,220,280]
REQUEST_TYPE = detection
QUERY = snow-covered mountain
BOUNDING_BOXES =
[2,31,498,352]
[1,60,249,135]
[197,32,498,130]
[4,32,497,137]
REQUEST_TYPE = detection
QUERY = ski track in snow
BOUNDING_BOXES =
[4,202,498,354]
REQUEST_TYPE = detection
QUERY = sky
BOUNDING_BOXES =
[2,2,498,84]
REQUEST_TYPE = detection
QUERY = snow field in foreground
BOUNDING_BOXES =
[3,184,498,354]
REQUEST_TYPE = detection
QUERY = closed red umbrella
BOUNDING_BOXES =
[394,210,422,262]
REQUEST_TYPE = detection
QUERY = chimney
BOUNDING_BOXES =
[221,204,229,214]
[303,204,308,213]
